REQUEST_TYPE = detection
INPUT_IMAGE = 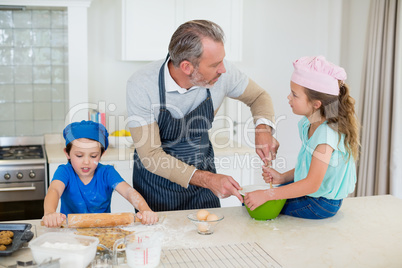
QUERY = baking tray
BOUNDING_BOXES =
[0,223,34,257]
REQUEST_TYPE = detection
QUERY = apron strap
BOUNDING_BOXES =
[158,54,170,108]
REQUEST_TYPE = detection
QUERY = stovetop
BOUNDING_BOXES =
[0,145,44,160]
[0,136,46,165]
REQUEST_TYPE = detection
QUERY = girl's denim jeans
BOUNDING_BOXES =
[281,196,343,219]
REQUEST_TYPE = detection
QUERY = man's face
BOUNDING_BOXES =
[189,38,226,88]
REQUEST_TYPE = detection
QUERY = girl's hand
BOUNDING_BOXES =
[136,210,159,225]
[243,190,273,211]
[262,166,284,185]
[42,212,66,228]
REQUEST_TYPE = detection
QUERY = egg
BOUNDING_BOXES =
[196,209,210,221]
[197,222,209,232]
[206,213,218,221]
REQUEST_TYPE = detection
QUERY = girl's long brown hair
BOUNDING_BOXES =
[305,82,360,160]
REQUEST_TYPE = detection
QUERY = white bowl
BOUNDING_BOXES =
[108,136,133,148]
[29,232,99,268]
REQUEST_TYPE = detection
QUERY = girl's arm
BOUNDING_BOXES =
[245,144,333,210]
[115,182,158,225]
[281,169,295,183]
[43,180,66,227]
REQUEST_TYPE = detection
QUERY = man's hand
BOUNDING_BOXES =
[190,170,243,202]
[255,124,280,166]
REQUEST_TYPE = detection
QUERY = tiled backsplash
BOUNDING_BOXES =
[0,8,68,137]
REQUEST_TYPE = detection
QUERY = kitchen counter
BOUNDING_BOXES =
[1,195,402,267]
[44,134,255,163]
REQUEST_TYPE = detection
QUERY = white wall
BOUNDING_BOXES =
[87,0,145,118]
[87,0,371,172]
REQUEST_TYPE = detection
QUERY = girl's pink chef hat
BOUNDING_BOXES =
[291,56,347,96]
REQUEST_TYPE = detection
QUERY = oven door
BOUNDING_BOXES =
[0,182,45,221]
[0,182,45,202]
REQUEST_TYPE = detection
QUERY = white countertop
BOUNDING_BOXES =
[1,195,402,267]
[44,134,255,163]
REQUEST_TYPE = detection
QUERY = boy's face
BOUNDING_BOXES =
[64,138,102,181]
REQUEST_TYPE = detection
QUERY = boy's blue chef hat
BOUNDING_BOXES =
[63,120,109,150]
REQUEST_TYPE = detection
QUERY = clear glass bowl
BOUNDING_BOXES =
[187,212,224,235]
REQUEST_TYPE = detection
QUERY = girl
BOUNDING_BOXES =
[244,56,359,219]
[43,120,158,227]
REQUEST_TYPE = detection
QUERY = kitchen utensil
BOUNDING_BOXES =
[29,232,99,268]
[187,212,224,235]
[113,231,163,268]
[0,223,34,256]
[264,162,273,189]
[67,212,136,228]
[41,212,138,228]
[160,242,282,267]
[240,185,286,220]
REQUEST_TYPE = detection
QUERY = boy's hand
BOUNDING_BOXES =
[136,210,159,225]
[262,166,283,185]
[42,212,66,228]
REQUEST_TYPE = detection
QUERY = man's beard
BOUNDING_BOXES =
[189,68,220,88]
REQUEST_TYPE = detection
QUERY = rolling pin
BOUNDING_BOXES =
[41,212,140,228]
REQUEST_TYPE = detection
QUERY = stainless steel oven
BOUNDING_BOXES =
[0,136,47,221]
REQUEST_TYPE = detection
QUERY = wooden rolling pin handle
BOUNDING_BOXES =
[67,212,135,228]
[41,212,138,228]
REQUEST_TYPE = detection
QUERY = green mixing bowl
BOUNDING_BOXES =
[240,185,287,220]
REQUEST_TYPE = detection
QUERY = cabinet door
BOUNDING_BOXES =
[215,153,261,207]
[48,163,63,212]
[119,0,177,61]
[119,0,243,61]
[48,163,60,191]
[215,155,243,207]
[103,161,136,213]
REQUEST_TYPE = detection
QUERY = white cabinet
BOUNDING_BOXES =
[48,163,61,192]
[215,154,261,207]
[118,0,243,61]
[48,162,63,213]
[102,160,135,213]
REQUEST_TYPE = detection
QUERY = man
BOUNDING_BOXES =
[127,20,279,211]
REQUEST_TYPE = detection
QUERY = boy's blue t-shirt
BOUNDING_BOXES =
[294,116,356,199]
[53,162,124,215]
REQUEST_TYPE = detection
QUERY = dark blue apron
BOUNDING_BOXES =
[133,56,220,211]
